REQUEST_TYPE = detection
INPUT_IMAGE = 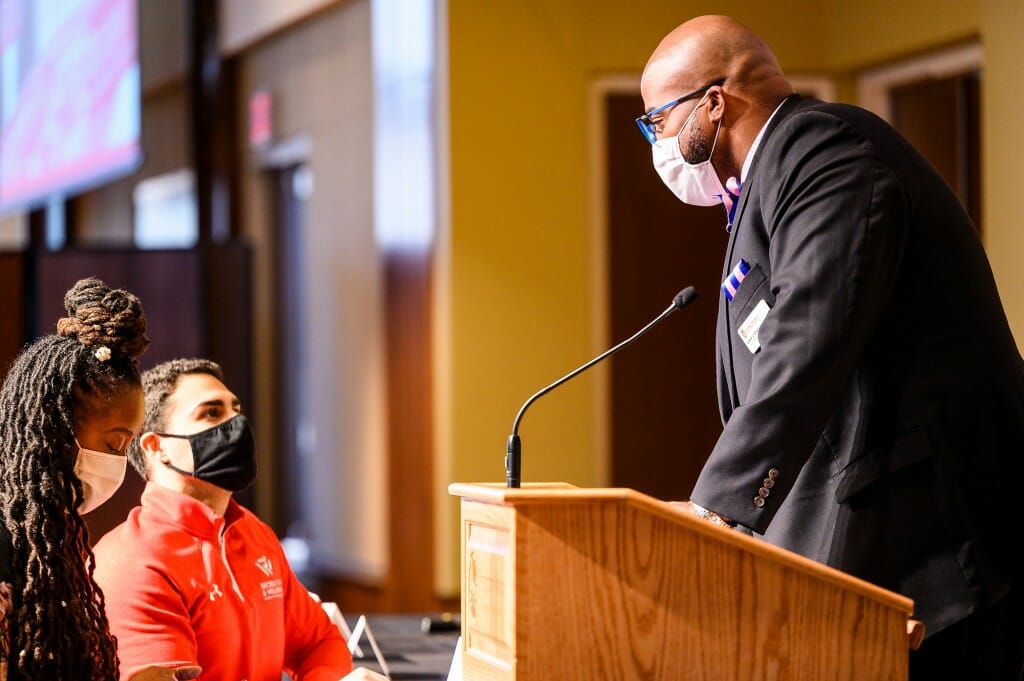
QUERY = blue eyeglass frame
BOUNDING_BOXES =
[635,78,726,144]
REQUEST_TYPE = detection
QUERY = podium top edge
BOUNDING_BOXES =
[447,481,915,616]
[449,481,600,499]
[447,482,664,505]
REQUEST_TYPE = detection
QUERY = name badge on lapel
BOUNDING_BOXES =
[737,299,771,353]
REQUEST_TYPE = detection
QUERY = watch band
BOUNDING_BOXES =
[691,502,736,528]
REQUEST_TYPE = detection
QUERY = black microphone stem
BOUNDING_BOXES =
[506,286,697,488]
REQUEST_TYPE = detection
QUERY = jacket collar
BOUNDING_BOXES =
[730,94,804,230]
[139,481,243,540]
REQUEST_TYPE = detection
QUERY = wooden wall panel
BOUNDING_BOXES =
[0,253,24,379]
[384,250,436,610]
[34,249,205,367]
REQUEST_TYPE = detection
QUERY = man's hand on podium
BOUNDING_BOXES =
[670,500,735,528]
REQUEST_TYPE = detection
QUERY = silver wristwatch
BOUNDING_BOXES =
[691,503,735,528]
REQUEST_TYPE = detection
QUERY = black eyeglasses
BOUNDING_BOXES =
[635,78,726,144]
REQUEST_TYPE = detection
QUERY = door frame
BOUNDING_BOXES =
[588,74,642,487]
[857,42,983,122]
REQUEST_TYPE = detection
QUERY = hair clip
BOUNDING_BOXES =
[94,346,112,362]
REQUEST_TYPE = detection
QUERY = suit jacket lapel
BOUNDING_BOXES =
[716,94,804,421]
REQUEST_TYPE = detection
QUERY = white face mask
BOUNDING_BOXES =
[73,442,128,514]
[651,94,727,206]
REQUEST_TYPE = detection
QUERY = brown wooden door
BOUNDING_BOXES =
[890,70,981,229]
[605,93,726,501]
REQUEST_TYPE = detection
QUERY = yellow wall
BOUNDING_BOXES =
[438,0,1022,594]
[825,0,979,70]
[980,0,1024,340]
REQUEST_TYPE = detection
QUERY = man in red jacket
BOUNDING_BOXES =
[94,358,385,681]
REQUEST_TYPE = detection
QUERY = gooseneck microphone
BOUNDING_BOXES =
[505,286,698,488]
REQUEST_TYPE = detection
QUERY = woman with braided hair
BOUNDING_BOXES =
[0,278,199,681]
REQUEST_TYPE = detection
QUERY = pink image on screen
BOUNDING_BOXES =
[0,0,140,207]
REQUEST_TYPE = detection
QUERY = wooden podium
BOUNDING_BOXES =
[449,483,920,681]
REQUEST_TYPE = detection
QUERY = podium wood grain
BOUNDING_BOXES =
[451,483,913,681]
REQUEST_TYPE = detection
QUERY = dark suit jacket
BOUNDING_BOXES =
[690,95,1024,637]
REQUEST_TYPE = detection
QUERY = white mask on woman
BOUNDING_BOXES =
[651,93,727,206]
[73,443,128,514]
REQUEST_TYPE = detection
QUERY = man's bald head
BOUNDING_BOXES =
[641,16,793,111]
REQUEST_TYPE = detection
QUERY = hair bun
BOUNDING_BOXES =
[55,277,150,359]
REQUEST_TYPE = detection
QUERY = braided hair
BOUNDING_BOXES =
[0,277,149,680]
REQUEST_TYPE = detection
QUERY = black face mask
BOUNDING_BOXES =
[156,414,258,492]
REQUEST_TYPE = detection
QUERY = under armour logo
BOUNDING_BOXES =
[255,555,274,577]
[209,583,223,601]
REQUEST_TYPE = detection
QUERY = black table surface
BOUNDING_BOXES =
[347,613,460,680]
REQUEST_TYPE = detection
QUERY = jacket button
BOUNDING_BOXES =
[753,496,766,508]
[763,477,775,489]
[758,487,770,498]
[768,468,780,479]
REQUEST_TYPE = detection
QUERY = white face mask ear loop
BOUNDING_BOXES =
[709,115,723,158]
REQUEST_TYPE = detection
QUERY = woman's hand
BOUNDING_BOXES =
[127,664,202,680]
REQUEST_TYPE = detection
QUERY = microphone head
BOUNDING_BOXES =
[672,286,698,310]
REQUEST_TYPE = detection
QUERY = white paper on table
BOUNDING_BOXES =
[320,601,365,657]
[340,613,391,680]
[446,635,462,681]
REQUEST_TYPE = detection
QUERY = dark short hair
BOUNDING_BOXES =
[127,358,224,477]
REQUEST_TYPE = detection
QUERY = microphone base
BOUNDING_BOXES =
[505,434,521,488]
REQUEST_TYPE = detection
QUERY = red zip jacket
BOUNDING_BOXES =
[93,483,352,681]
